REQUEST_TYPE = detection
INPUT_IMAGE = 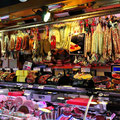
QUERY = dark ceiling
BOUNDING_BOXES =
[0,0,20,8]
[0,0,64,16]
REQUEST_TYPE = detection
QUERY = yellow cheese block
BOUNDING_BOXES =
[16,70,29,77]
[17,76,26,82]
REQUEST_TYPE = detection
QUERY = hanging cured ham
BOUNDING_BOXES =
[85,33,92,57]
[98,23,104,55]
[108,28,112,57]
[91,27,98,54]
[111,27,120,58]
[91,23,103,55]
[10,34,16,51]
[103,26,112,59]
[84,33,89,57]
[88,33,92,53]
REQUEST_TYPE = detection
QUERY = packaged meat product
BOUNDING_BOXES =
[93,76,111,83]
[26,71,37,84]
[66,97,97,106]
[15,96,26,110]
[0,72,10,81]
[18,105,30,114]
[6,99,14,110]
[38,74,51,84]
[0,95,8,102]
[56,114,72,120]
[112,73,120,79]
[74,73,92,80]
[8,91,24,96]
[5,72,16,82]
[112,79,120,84]
[23,100,35,114]
[95,115,105,120]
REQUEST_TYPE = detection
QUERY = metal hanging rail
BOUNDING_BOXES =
[0,7,120,32]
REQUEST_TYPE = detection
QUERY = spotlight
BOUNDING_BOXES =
[43,12,51,22]
[19,0,28,2]
[33,6,51,22]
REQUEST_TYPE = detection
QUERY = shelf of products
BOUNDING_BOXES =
[0,82,86,93]
[0,5,119,120]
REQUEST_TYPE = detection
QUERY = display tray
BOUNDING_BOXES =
[0,82,86,93]
[51,65,111,69]
[1,82,120,97]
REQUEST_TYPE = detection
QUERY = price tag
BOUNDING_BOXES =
[57,86,61,89]
[98,85,106,89]
[81,67,90,73]
[73,66,81,69]
[28,85,33,88]
[38,86,44,89]
[116,85,120,89]
[17,83,22,86]
[63,86,73,89]
[0,68,2,70]
[44,68,52,72]
[5,68,10,71]
[13,68,19,71]
[33,67,40,71]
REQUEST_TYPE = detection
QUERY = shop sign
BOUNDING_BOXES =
[70,33,85,55]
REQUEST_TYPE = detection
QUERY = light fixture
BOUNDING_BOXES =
[43,11,51,22]
[33,6,51,22]
[19,0,28,2]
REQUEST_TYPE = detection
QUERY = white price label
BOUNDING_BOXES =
[5,68,10,71]
[81,68,90,72]
[17,83,22,86]
[28,85,33,88]
[33,67,40,71]
[13,68,19,71]
[38,86,44,89]
[73,66,81,69]
[0,68,2,70]
[44,68,52,72]
[99,85,106,89]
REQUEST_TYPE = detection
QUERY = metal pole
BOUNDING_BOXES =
[0,7,120,32]
[83,95,93,120]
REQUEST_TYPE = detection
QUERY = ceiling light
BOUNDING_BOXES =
[19,0,28,2]
[43,12,51,22]
[33,6,51,22]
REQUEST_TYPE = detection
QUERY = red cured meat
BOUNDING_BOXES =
[66,98,96,106]
[15,96,26,108]
[96,115,105,120]
[23,100,34,109]
[112,73,120,79]
[16,37,22,51]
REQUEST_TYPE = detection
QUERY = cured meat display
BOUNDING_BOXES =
[0,93,108,120]
[1,14,120,67]
[1,9,120,120]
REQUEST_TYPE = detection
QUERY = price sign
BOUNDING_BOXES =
[28,85,33,88]
[17,83,22,86]
[38,86,44,89]
[99,85,106,89]
[43,68,52,72]
[116,85,120,89]
[5,68,10,71]
[33,67,40,71]
[13,68,19,71]
[81,67,90,73]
